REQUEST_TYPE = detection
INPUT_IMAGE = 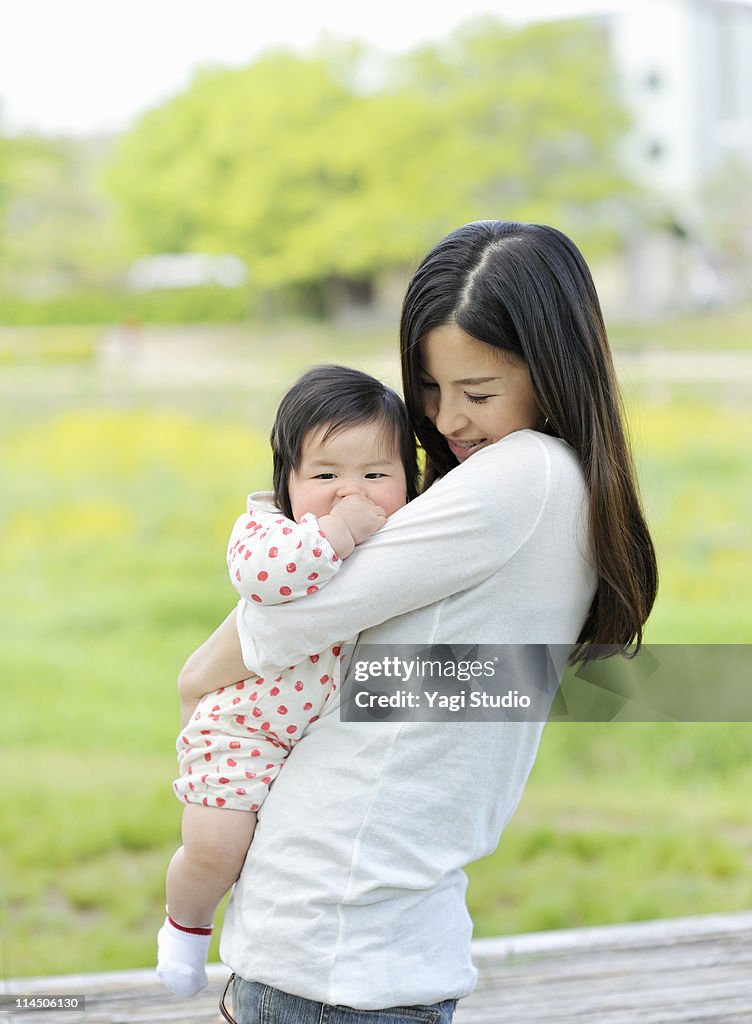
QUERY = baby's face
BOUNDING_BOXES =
[289,421,408,523]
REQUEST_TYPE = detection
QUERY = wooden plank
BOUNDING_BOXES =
[0,965,230,1024]
[1,913,751,1023]
[471,910,752,958]
[459,912,752,1024]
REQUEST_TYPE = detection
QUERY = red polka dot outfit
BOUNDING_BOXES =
[173,494,344,812]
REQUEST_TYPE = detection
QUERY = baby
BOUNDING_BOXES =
[157,364,418,996]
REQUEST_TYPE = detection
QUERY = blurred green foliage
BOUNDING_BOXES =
[0,285,251,327]
[700,155,752,292]
[1,17,633,321]
[103,18,630,304]
[0,134,125,289]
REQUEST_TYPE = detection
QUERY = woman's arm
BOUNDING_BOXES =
[177,610,245,724]
[239,432,553,677]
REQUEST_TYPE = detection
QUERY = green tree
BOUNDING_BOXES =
[105,18,634,310]
[700,154,752,295]
[0,130,127,293]
[106,52,358,279]
[0,109,24,259]
[393,17,637,259]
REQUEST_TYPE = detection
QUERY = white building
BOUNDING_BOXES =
[570,0,752,312]
[607,0,752,222]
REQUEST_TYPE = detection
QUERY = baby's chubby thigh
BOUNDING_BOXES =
[174,678,284,813]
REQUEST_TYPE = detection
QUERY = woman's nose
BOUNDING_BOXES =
[433,398,469,436]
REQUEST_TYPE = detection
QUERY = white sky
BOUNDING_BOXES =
[0,0,628,135]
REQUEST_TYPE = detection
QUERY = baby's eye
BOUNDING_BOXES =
[314,473,336,480]
[465,393,490,404]
[364,473,386,479]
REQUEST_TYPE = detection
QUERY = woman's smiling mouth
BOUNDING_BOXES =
[445,437,488,460]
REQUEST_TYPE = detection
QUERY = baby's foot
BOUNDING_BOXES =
[156,916,212,997]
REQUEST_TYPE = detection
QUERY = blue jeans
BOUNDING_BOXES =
[221,975,457,1024]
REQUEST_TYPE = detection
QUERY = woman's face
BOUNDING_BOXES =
[419,323,541,462]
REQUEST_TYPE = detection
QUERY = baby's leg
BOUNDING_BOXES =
[157,804,256,996]
[167,803,256,926]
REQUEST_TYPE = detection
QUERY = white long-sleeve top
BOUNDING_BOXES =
[221,429,597,1008]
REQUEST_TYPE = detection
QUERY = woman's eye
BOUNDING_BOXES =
[465,393,490,404]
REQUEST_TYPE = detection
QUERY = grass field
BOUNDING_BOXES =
[1,321,750,980]
[1,300,751,375]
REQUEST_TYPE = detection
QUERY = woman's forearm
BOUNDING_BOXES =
[237,432,552,677]
[177,608,248,705]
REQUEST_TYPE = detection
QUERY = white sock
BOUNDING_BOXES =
[156,915,212,997]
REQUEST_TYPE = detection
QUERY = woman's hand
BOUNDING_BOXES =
[179,695,201,731]
[177,609,248,720]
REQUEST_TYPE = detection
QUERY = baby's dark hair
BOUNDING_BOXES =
[271,364,419,519]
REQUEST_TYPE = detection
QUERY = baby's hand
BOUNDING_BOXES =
[318,494,387,556]
[331,493,387,545]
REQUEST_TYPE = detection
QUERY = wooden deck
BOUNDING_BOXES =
[1,912,750,1023]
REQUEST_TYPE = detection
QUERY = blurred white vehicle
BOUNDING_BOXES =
[127,253,247,291]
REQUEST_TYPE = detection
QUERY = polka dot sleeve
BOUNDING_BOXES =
[227,498,341,605]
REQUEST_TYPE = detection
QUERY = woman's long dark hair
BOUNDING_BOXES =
[400,221,657,663]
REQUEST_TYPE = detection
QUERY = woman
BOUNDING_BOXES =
[179,221,657,1023]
